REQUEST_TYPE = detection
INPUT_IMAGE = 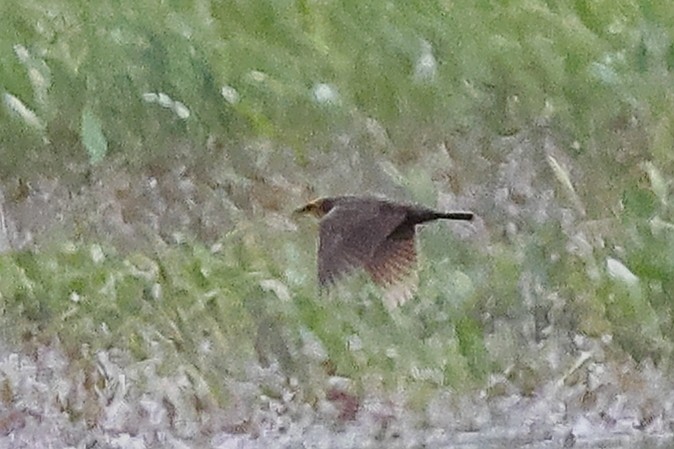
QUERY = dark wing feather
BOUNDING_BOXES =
[365,225,417,286]
[317,202,407,286]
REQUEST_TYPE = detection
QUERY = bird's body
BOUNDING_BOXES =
[295,196,473,307]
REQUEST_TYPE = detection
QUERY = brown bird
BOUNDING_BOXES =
[294,196,473,307]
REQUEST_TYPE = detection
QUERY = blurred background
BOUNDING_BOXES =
[1,0,674,447]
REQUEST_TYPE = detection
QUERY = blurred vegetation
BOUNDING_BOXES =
[1,0,674,412]
[3,0,674,170]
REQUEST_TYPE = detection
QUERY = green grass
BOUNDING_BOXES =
[0,233,483,406]
[2,1,674,174]
[1,176,673,408]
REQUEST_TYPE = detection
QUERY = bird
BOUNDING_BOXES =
[294,196,474,308]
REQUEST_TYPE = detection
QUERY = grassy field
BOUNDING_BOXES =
[1,0,674,444]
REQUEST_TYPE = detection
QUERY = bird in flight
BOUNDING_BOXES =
[294,196,473,308]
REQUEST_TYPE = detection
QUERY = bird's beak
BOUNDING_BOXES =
[293,204,310,216]
[293,198,324,218]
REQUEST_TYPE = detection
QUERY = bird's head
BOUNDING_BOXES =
[293,197,334,219]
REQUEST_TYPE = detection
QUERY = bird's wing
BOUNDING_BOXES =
[365,225,417,286]
[366,225,420,308]
[317,203,406,286]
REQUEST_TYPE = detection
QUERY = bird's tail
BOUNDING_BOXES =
[434,211,474,221]
[409,209,474,224]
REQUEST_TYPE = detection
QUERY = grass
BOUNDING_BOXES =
[1,0,674,425]
[1,177,673,409]
[0,225,482,401]
[2,1,674,173]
